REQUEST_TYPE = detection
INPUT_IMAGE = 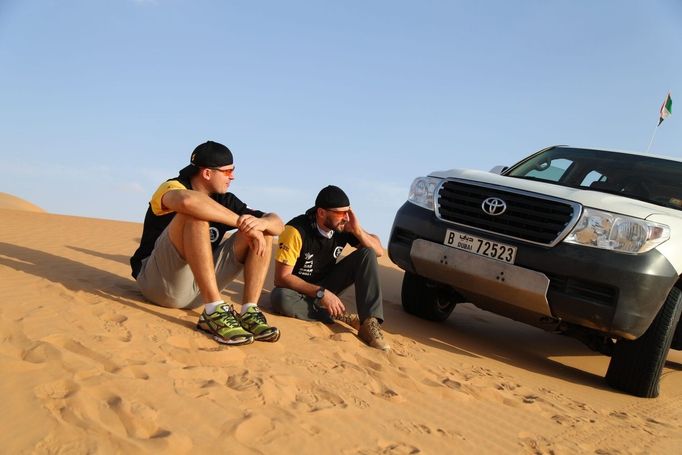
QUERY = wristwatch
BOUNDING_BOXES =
[315,287,326,301]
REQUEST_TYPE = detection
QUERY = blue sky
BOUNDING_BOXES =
[1,0,681,243]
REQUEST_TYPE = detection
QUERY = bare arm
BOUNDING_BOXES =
[345,209,384,257]
[162,190,284,236]
[274,261,318,297]
[162,189,240,226]
[274,261,347,317]
[237,212,284,236]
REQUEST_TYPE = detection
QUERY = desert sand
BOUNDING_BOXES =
[1,193,681,454]
[0,192,45,213]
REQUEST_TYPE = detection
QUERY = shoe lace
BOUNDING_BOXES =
[338,313,355,323]
[243,309,267,326]
[367,319,383,339]
[216,308,242,329]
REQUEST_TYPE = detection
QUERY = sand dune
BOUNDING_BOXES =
[0,192,45,213]
[0,203,681,453]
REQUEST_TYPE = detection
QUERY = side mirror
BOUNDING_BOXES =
[489,165,508,175]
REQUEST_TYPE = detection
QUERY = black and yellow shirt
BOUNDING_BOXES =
[276,209,359,284]
[130,175,264,278]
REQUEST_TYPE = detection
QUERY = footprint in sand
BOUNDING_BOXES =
[442,378,463,390]
[358,442,421,455]
[393,420,453,437]
[102,313,128,324]
[101,313,132,342]
[144,323,171,344]
[33,378,80,400]
[522,394,540,404]
[63,339,121,373]
[32,433,97,454]
[518,433,555,454]
[118,364,151,380]
[44,335,120,373]
[495,381,521,392]
[421,377,443,388]
[352,396,370,409]
[104,394,170,440]
[226,370,263,392]
[294,387,347,412]
[233,414,275,445]
[21,340,62,364]
[173,378,220,398]
[373,386,405,403]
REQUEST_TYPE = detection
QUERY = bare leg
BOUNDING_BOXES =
[167,213,221,304]
[233,233,273,304]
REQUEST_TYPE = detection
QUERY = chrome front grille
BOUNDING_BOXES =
[436,179,581,246]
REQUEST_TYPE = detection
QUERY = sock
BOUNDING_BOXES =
[241,303,257,315]
[204,300,225,315]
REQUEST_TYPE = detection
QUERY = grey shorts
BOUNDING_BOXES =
[136,228,243,309]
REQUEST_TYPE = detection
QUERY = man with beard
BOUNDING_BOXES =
[271,185,389,350]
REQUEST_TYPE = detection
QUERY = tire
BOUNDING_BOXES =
[401,272,458,322]
[672,298,682,350]
[605,286,682,398]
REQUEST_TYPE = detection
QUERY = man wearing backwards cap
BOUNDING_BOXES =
[271,185,389,350]
[130,141,284,346]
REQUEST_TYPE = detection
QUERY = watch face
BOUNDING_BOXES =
[316,289,325,299]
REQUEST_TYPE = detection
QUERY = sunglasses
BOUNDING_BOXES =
[210,167,235,177]
[326,209,350,217]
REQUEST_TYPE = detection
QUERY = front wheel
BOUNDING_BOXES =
[605,286,682,398]
[401,272,459,322]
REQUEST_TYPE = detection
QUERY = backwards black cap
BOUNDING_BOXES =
[179,141,234,178]
[315,185,350,209]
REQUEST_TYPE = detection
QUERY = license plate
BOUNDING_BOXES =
[444,229,517,264]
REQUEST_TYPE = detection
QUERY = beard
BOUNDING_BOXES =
[324,217,347,233]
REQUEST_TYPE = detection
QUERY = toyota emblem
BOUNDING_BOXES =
[481,197,507,216]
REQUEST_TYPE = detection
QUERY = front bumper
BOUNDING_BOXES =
[389,202,679,339]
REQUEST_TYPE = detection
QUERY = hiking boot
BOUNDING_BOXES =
[334,313,361,330]
[197,304,254,346]
[358,317,390,351]
[239,306,281,342]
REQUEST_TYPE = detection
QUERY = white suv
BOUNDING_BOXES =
[388,146,682,398]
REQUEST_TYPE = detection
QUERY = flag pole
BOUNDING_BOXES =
[646,92,672,154]
[646,122,658,154]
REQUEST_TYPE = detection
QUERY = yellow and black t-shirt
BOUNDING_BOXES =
[130,175,264,278]
[276,209,359,284]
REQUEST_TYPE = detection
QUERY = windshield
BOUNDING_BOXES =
[505,147,682,211]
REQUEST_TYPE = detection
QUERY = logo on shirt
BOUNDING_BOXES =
[209,227,220,243]
[279,243,290,252]
[300,252,314,276]
[333,246,343,259]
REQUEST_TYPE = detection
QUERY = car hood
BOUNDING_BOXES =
[429,168,680,220]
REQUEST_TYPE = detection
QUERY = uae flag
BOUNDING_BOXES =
[658,92,672,126]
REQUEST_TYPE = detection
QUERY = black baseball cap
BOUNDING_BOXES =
[315,185,350,209]
[178,141,234,178]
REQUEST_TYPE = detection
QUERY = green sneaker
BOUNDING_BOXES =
[239,306,281,342]
[197,304,254,346]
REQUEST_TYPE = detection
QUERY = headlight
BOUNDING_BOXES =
[407,176,442,211]
[563,208,670,254]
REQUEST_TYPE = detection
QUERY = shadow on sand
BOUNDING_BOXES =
[378,264,619,393]
[0,242,196,331]
[67,245,132,266]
